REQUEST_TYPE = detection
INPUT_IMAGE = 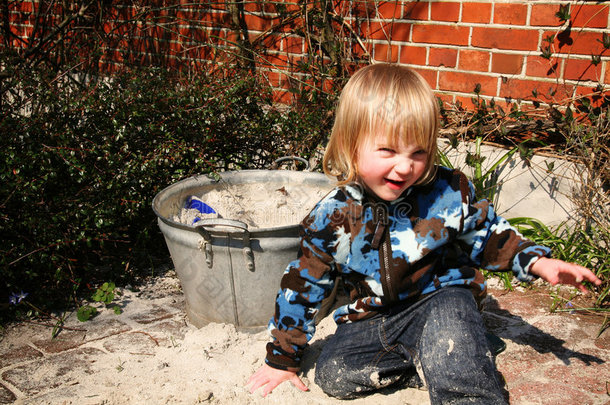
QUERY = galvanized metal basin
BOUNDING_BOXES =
[152,170,334,328]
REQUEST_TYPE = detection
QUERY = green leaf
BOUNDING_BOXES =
[591,55,602,66]
[555,4,571,23]
[77,305,98,322]
[599,33,610,49]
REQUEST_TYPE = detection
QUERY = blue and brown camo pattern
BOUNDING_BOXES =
[265,166,551,371]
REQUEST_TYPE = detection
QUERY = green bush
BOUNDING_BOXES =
[0,58,334,317]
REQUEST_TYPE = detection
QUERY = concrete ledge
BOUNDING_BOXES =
[439,140,581,226]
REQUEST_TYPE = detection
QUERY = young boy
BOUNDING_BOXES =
[248,63,602,403]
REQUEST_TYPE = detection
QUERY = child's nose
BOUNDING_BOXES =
[394,158,413,175]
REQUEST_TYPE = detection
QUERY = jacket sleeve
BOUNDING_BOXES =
[456,172,551,282]
[264,203,339,371]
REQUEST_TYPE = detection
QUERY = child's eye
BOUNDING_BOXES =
[378,147,395,153]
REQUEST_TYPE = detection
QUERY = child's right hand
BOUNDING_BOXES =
[247,363,309,397]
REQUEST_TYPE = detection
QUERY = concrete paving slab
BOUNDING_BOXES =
[2,347,104,396]
[0,383,16,404]
[0,273,607,404]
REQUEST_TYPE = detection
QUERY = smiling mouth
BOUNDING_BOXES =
[384,178,406,189]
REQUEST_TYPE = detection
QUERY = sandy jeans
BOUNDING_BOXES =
[315,287,507,404]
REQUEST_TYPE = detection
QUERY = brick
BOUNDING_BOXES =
[277,17,300,33]
[545,363,609,396]
[404,1,428,21]
[510,381,595,405]
[352,1,375,18]
[436,92,455,109]
[352,41,373,59]
[145,25,165,40]
[273,89,293,104]
[257,32,281,49]
[266,70,283,87]
[430,1,460,23]
[2,347,104,396]
[472,27,538,51]
[262,52,290,69]
[118,5,137,21]
[571,4,609,29]
[399,45,427,65]
[389,21,412,42]
[462,2,492,24]
[488,98,514,113]
[204,10,231,26]
[243,13,273,32]
[221,30,239,44]
[51,3,63,14]
[493,3,528,25]
[169,41,183,55]
[243,1,265,13]
[412,68,437,90]
[177,8,203,22]
[459,49,490,72]
[195,44,214,60]
[179,26,196,39]
[496,346,557,385]
[99,60,120,74]
[429,48,458,68]
[283,36,303,54]
[438,71,497,96]
[322,78,337,94]
[362,21,392,41]
[376,1,403,19]
[278,1,300,13]
[605,61,610,85]
[10,1,34,12]
[412,24,469,46]
[0,344,43,369]
[545,29,608,56]
[564,58,602,82]
[102,331,162,354]
[526,55,562,79]
[216,28,233,43]
[153,319,190,341]
[374,43,399,63]
[361,21,411,42]
[130,305,175,325]
[500,77,574,102]
[491,53,524,75]
[0,384,16,403]
[452,94,483,110]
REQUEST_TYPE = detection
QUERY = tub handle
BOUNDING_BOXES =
[194,218,255,272]
[272,156,310,171]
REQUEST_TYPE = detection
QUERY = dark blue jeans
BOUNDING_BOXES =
[314,287,507,404]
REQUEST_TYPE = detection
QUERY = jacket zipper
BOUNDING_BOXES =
[381,236,398,302]
[373,204,399,304]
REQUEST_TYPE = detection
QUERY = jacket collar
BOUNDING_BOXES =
[354,179,412,205]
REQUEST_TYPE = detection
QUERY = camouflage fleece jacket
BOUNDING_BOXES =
[265,166,551,371]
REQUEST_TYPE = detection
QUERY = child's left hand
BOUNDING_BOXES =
[530,257,602,293]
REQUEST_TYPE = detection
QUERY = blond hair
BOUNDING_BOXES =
[323,63,439,186]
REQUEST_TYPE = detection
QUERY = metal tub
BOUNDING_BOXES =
[152,170,334,328]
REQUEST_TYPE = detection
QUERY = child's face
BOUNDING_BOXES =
[356,133,428,201]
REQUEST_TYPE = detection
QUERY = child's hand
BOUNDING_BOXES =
[247,363,308,397]
[530,257,602,293]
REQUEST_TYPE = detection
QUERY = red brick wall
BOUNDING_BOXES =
[5,1,609,108]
